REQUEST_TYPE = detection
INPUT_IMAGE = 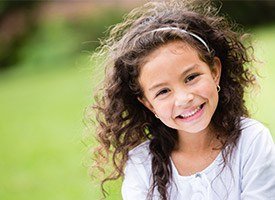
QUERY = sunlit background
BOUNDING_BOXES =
[0,1,274,199]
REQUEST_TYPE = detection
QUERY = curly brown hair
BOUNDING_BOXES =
[88,0,257,199]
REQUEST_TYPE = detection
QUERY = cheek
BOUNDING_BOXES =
[153,101,173,119]
[207,86,219,108]
[197,80,218,104]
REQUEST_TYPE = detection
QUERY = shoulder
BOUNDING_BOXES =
[237,117,274,165]
[239,117,273,148]
[129,140,150,155]
[237,118,275,198]
[124,140,151,183]
[122,140,152,194]
[128,140,151,164]
[240,117,267,134]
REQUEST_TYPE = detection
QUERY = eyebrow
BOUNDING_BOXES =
[148,64,199,91]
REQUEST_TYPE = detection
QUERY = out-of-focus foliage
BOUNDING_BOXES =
[0,3,125,71]
[0,0,36,16]
[14,8,125,73]
[0,1,38,69]
[215,0,275,26]
[1,0,275,71]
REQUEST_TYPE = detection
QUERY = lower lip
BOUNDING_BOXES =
[176,103,205,123]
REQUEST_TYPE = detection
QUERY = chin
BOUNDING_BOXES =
[176,121,211,134]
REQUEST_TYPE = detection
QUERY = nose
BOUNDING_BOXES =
[174,89,194,107]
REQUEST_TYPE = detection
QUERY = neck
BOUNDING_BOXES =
[175,125,219,154]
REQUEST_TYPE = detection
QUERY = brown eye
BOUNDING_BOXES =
[185,73,200,83]
[156,88,170,97]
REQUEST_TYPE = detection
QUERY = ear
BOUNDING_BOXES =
[137,97,155,113]
[211,57,222,85]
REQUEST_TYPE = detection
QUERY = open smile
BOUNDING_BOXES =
[176,103,206,121]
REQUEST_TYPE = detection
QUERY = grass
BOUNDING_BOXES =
[0,24,274,200]
[0,55,121,199]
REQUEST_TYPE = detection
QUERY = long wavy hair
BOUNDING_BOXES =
[88,0,256,199]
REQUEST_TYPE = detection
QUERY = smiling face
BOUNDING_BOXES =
[138,40,221,135]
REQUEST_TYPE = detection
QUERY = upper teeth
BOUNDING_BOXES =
[179,106,201,118]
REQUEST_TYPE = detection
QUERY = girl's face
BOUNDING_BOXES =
[138,40,221,135]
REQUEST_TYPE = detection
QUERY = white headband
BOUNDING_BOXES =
[149,27,210,53]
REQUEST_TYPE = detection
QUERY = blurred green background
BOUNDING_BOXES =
[0,1,274,200]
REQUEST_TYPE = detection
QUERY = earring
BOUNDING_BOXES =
[217,85,221,92]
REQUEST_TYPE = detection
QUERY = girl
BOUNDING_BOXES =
[91,0,275,199]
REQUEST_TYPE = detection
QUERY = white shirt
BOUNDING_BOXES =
[121,118,275,200]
